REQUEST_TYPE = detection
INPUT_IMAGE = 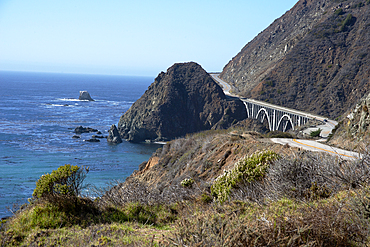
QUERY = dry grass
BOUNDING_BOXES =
[168,193,368,246]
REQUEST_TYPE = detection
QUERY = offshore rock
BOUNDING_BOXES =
[79,91,94,101]
[118,62,246,143]
[92,135,105,139]
[74,126,98,134]
[107,124,122,144]
[84,138,100,142]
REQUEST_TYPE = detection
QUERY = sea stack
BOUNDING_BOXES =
[107,124,122,144]
[79,91,94,101]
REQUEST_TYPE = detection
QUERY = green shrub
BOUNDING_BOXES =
[211,150,279,203]
[180,178,194,188]
[334,8,343,16]
[32,164,89,201]
[339,14,353,31]
[200,193,213,204]
[310,128,322,137]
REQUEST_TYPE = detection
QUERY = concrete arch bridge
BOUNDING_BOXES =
[209,73,332,133]
[242,99,312,132]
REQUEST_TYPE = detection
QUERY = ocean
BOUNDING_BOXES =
[0,71,161,219]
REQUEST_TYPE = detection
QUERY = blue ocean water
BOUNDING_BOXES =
[0,71,160,218]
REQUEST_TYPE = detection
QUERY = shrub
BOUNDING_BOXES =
[180,178,194,188]
[339,14,353,31]
[310,128,322,137]
[211,150,279,203]
[334,8,343,16]
[200,193,213,204]
[265,131,293,138]
[32,164,89,202]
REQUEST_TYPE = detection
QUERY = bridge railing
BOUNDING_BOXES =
[243,100,315,132]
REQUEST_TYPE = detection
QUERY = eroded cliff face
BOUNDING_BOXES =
[329,91,370,149]
[221,0,370,119]
[117,62,247,142]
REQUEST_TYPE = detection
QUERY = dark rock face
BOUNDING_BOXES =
[84,138,100,142]
[221,0,370,119]
[79,91,94,101]
[107,124,122,144]
[118,62,247,142]
[74,126,98,134]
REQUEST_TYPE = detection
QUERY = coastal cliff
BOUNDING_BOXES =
[221,0,370,119]
[117,62,247,142]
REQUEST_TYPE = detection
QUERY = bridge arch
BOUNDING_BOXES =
[256,108,272,131]
[277,114,294,132]
[243,102,250,118]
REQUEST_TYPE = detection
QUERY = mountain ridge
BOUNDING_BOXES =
[221,0,370,119]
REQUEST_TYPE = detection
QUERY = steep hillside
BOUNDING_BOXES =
[118,62,246,142]
[221,0,370,119]
[122,128,298,197]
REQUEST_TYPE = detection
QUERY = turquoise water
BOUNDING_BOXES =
[0,71,160,218]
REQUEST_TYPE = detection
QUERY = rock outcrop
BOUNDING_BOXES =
[329,92,370,149]
[74,126,98,134]
[84,138,100,142]
[107,124,122,144]
[79,91,94,101]
[221,0,370,119]
[117,62,247,142]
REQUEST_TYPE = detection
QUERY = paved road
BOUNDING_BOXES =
[271,138,360,160]
[210,73,360,159]
[210,73,232,95]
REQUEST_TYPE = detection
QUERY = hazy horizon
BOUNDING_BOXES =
[0,0,298,77]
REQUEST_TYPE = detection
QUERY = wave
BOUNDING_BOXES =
[44,103,74,107]
[57,98,135,105]
[58,98,90,102]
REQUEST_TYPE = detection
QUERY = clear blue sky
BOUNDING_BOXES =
[0,0,298,76]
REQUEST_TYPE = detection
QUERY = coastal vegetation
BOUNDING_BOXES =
[2,127,370,246]
[310,128,322,137]
[211,150,279,203]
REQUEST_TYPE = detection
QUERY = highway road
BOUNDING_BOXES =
[210,73,360,159]
[210,73,232,95]
[271,138,360,160]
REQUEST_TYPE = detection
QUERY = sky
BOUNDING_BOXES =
[0,0,298,76]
